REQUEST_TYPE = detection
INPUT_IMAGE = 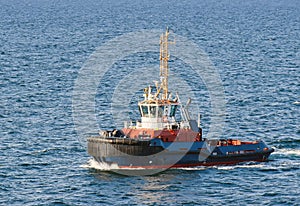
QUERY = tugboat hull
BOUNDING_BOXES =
[88,137,274,169]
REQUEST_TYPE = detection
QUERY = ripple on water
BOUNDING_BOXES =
[1,0,299,205]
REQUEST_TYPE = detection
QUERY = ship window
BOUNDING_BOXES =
[150,106,156,117]
[170,105,177,117]
[164,106,169,116]
[158,106,164,118]
[141,105,149,117]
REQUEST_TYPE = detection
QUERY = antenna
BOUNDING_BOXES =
[160,27,175,100]
[198,113,201,128]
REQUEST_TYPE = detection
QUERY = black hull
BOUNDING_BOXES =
[88,137,274,169]
[88,137,163,156]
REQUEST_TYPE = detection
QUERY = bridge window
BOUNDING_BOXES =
[150,106,156,117]
[141,105,149,117]
[158,106,164,118]
[170,105,177,117]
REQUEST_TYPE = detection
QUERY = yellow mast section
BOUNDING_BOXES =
[159,28,174,100]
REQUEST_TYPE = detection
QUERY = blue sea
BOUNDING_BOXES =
[1,0,299,205]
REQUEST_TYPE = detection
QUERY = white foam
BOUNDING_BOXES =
[235,164,265,169]
[81,159,152,171]
[293,101,300,105]
[174,163,266,171]
[273,148,300,156]
[80,158,120,171]
[215,164,265,170]
[173,167,207,171]
[215,166,235,170]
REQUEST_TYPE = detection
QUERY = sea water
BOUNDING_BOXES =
[1,0,299,205]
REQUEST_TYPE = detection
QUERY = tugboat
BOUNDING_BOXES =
[87,28,274,170]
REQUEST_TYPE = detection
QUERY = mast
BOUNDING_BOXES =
[159,27,174,100]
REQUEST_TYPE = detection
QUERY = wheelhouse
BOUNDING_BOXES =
[137,100,179,129]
